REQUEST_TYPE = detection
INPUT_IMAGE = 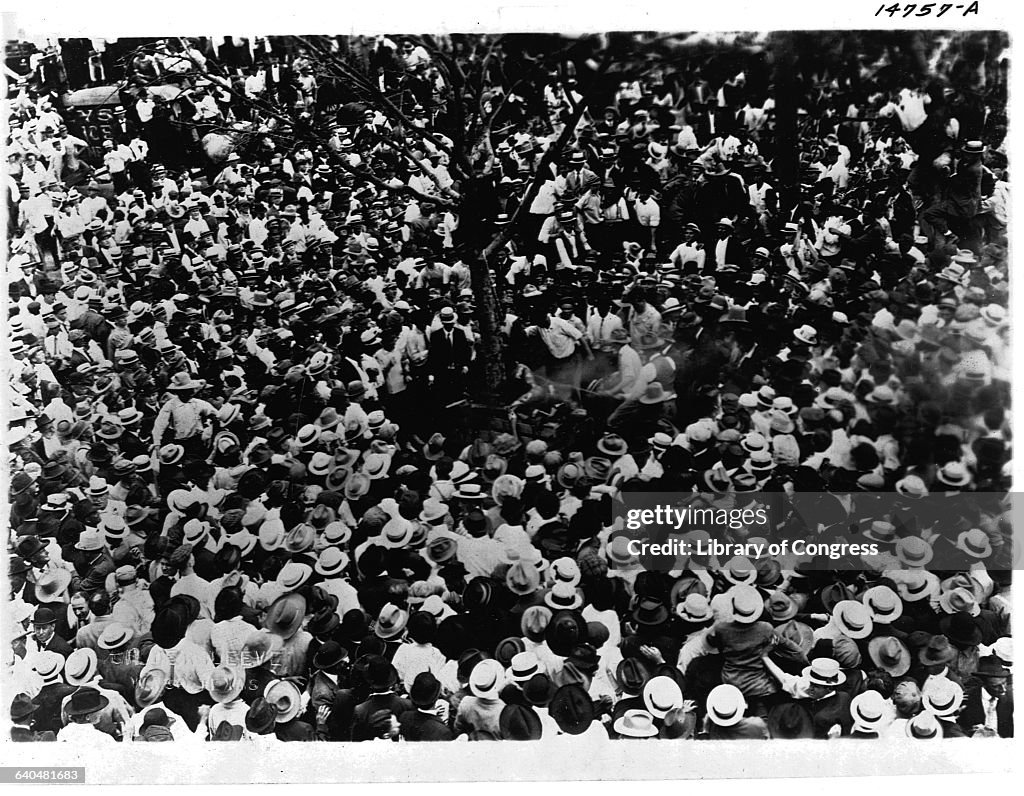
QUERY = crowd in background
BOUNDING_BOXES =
[4,33,1013,743]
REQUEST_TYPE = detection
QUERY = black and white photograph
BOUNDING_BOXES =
[1,2,1018,786]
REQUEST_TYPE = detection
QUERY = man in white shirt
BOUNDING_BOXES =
[135,90,155,124]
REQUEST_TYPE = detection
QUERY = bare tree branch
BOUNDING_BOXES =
[295,35,462,168]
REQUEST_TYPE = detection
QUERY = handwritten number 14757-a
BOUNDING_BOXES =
[875,2,980,15]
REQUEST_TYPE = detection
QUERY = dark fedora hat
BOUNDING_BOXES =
[150,604,191,649]
[631,597,670,627]
[918,634,957,666]
[245,698,277,735]
[974,655,1010,678]
[766,702,814,739]
[263,593,307,640]
[522,673,557,708]
[312,641,348,672]
[499,703,542,741]
[939,611,983,648]
[10,693,39,723]
[65,687,109,717]
[307,605,341,638]
[544,609,587,657]
[549,683,595,735]
[616,657,651,695]
[409,671,442,709]
[364,654,399,691]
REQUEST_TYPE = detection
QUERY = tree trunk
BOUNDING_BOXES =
[458,175,507,402]
[771,31,800,215]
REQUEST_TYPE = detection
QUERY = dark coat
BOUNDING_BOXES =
[31,682,78,735]
[958,681,1013,737]
[399,708,455,741]
[427,327,473,375]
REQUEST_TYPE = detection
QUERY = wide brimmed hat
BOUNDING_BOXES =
[706,684,746,727]
[544,582,584,611]
[469,658,506,699]
[895,536,934,567]
[896,571,938,603]
[34,569,72,604]
[596,434,628,457]
[729,585,764,624]
[241,630,283,668]
[906,712,944,740]
[315,547,350,578]
[166,372,206,391]
[862,586,903,624]
[506,561,541,596]
[766,703,814,739]
[631,597,670,627]
[375,603,410,639]
[613,708,659,737]
[764,590,798,622]
[803,657,847,687]
[721,556,757,586]
[264,679,303,723]
[642,675,683,719]
[831,600,873,640]
[863,520,897,545]
[922,679,964,719]
[63,647,99,686]
[939,611,983,647]
[549,684,595,736]
[65,688,110,717]
[98,623,135,650]
[638,382,676,404]
[207,665,244,703]
[778,620,814,654]
[868,636,911,676]
[10,693,39,723]
[955,528,992,559]
[895,475,929,499]
[918,634,957,666]
[938,587,980,617]
[277,562,313,591]
[263,593,307,639]
[510,651,542,684]
[850,690,893,732]
[675,592,713,624]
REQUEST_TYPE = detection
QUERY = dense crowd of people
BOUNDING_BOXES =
[4,33,1013,744]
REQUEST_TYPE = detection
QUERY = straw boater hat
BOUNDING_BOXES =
[850,690,893,734]
[705,684,747,727]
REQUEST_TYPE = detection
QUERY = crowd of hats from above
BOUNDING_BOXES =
[5,33,1012,743]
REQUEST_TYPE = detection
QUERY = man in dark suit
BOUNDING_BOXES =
[350,656,412,741]
[707,217,749,270]
[959,656,1013,737]
[427,306,473,409]
[10,694,57,741]
[31,606,74,658]
[399,672,453,741]
[691,98,735,146]
[697,169,748,245]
